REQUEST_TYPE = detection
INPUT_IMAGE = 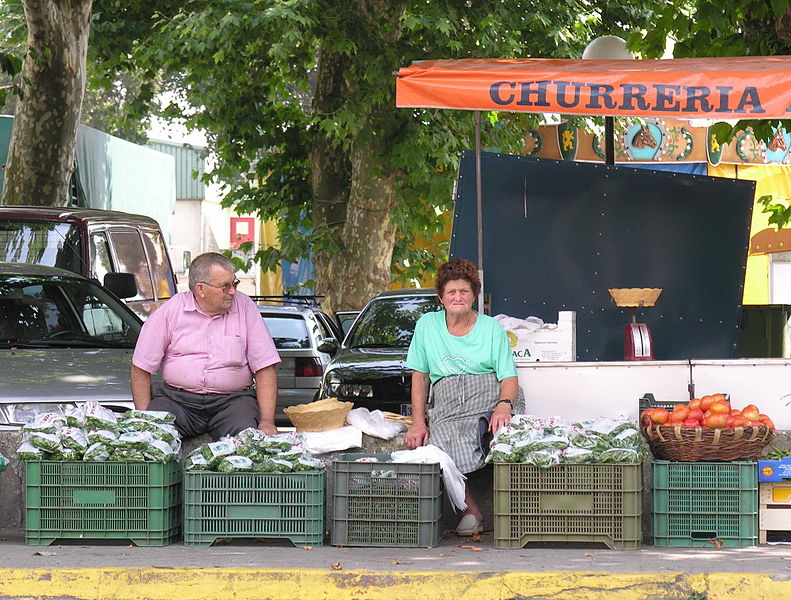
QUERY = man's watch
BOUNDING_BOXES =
[496,399,513,409]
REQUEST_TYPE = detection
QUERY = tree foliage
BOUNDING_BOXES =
[88,0,656,309]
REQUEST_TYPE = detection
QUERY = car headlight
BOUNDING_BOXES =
[0,403,74,426]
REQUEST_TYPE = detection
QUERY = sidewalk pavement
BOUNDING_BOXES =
[2,528,791,600]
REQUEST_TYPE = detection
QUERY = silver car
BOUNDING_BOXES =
[0,262,141,429]
[255,298,342,425]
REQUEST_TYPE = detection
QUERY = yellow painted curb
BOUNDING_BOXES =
[0,568,789,600]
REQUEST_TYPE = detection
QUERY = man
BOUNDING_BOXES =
[131,252,280,439]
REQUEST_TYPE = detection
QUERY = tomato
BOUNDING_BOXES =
[711,393,727,403]
[760,415,776,429]
[641,408,654,425]
[742,405,761,422]
[731,416,749,427]
[729,409,742,417]
[688,398,702,411]
[683,418,701,427]
[703,414,727,428]
[688,408,704,421]
[703,409,712,419]
[672,405,689,420]
[650,408,670,425]
[700,395,717,411]
[709,401,730,415]
[725,415,736,427]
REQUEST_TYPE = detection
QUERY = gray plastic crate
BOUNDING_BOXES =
[331,453,442,547]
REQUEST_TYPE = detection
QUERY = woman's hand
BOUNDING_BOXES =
[405,422,430,449]
[489,403,512,434]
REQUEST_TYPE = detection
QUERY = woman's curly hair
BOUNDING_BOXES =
[435,257,481,298]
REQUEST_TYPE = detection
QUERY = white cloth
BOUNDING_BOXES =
[345,408,406,439]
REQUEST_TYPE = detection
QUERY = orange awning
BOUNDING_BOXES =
[396,56,791,119]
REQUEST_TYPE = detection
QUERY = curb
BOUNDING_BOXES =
[1,568,791,600]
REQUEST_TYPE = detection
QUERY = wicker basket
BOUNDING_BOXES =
[608,288,662,307]
[283,398,353,432]
[641,423,774,462]
[382,411,413,428]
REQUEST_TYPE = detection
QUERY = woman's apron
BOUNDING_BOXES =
[428,372,525,474]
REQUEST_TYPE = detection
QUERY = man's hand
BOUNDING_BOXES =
[257,421,278,435]
[405,422,429,449]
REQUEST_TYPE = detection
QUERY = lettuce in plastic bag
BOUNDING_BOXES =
[217,455,254,473]
[122,410,175,424]
[22,413,66,435]
[522,449,562,468]
[84,401,119,430]
[83,443,111,462]
[16,442,46,461]
[28,432,62,453]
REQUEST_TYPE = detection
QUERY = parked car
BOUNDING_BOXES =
[0,206,177,319]
[320,288,440,416]
[0,262,142,429]
[253,296,343,425]
[334,309,361,337]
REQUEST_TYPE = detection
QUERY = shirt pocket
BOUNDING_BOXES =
[220,335,246,367]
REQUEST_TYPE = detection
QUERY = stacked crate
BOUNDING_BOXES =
[757,456,791,543]
[183,471,325,547]
[493,463,643,550]
[651,460,758,547]
[24,461,182,546]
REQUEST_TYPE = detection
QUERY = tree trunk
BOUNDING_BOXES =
[311,49,400,314]
[2,0,92,206]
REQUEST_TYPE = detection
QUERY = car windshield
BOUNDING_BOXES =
[0,274,141,349]
[262,314,310,349]
[0,221,83,274]
[348,296,439,349]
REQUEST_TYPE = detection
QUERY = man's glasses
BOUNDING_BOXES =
[199,279,240,293]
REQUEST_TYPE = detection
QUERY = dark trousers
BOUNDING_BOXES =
[148,382,259,441]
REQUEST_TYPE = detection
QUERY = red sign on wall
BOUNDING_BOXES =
[230,217,255,250]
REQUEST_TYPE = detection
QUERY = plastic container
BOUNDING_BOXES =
[24,461,182,546]
[493,463,643,550]
[183,470,325,547]
[651,460,758,547]
[331,453,442,547]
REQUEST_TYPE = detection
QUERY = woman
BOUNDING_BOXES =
[405,257,524,536]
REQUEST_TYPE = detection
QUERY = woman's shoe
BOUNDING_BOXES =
[456,514,483,536]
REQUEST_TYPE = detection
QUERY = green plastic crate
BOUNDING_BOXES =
[24,461,182,546]
[331,453,442,547]
[183,470,325,547]
[493,463,643,550]
[651,460,758,547]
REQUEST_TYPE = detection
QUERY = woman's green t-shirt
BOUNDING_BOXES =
[405,310,516,385]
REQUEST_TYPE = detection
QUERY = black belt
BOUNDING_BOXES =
[164,383,229,396]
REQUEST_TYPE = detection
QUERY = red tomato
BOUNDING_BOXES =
[650,408,670,425]
[731,416,749,427]
[641,408,655,426]
[700,395,717,411]
[683,418,701,427]
[709,400,730,415]
[703,414,727,428]
[711,393,728,402]
[760,415,776,429]
[688,408,704,421]
[729,409,742,417]
[742,405,761,422]
[672,405,690,420]
[688,398,702,411]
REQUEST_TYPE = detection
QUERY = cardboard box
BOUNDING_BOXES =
[505,311,576,363]
[758,457,791,482]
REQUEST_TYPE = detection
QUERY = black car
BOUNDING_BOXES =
[320,288,440,415]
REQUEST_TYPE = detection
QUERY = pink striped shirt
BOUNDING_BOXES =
[132,291,280,394]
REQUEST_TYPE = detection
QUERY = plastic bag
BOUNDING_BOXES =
[0,453,8,471]
[391,445,468,512]
[300,426,363,455]
[346,408,407,440]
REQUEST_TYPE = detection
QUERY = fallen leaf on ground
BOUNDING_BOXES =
[457,545,482,552]
[303,546,313,551]
[124,545,134,549]
[584,552,593,557]
[437,553,447,557]
[33,551,56,556]
[330,562,343,570]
